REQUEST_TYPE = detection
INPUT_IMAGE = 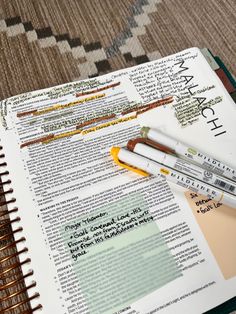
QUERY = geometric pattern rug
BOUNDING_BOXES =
[0,0,235,100]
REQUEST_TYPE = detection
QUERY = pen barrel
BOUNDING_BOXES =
[142,127,236,183]
[145,161,236,208]
[133,143,236,196]
[175,142,236,183]
[117,148,236,208]
[166,155,236,196]
[143,128,177,149]
[118,148,159,175]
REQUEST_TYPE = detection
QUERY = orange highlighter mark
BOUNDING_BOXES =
[76,114,116,130]
[20,134,55,148]
[17,93,106,118]
[122,97,173,116]
[76,82,120,97]
[17,110,38,118]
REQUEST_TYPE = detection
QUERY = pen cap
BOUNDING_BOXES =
[127,138,174,154]
[141,127,177,150]
[131,143,166,164]
[117,148,151,172]
[110,147,149,176]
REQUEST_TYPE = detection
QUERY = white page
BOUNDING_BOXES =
[0,47,236,314]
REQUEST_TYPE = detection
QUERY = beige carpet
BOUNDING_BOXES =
[0,0,235,312]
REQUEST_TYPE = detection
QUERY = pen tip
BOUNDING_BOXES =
[140,126,150,138]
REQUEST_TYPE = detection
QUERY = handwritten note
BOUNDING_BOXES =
[185,190,236,279]
[64,200,154,261]
[62,194,181,314]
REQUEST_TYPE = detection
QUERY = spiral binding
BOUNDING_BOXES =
[0,146,42,313]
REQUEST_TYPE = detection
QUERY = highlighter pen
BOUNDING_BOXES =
[127,140,236,196]
[141,127,236,183]
[110,147,236,208]
[126,137,175,155]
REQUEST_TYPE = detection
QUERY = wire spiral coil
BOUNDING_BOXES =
[0,146,42,313]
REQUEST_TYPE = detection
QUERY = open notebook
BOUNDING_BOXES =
[0,47,236,313]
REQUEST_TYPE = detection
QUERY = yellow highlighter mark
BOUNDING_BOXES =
[21,114,136,148]
[160,168,170,175]
[81,116,136,135]
[34,94,105,116]
[42,129,82,144]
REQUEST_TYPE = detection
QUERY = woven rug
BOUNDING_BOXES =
[0,0,235,100]
[0,0,235,313]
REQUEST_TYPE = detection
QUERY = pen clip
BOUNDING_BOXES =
[110,147,149,177]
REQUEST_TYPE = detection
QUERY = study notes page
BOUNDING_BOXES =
[1,47,236,314]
